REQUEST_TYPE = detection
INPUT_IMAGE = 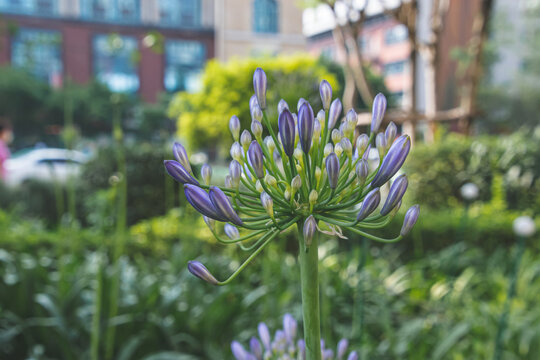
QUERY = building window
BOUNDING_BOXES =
[164,40,205,92]
[159,0,201,27]
[390,91,404,105]
[81,0,139,22]
[253,0,278,33]
[359,36,369,51]
[384,60,406,75]
[93,34,139,93]
[384,25,408,45]
[0,0,57,16]
[11,28,63,85]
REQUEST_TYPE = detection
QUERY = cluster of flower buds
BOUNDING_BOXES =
[164,68,419,285]
[231,314,358,360]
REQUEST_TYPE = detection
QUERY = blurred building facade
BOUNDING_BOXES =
[0,0,306,102]
[214,0,305,61]
[307,14,412,107]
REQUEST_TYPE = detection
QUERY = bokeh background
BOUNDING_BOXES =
[0,0,539,359]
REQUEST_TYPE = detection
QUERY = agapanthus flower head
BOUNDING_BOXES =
[164,69,418,285]
[232,314,358,360]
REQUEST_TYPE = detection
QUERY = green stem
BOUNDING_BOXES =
[493,235,526,360]
[297,221,322,360]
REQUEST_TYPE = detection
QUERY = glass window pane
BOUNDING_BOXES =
[0,0,57,15]
[81,0,139,22]
[164,39,205,92]
[93,34,139,93]
[384,25,408,45]
[159,0,200,27]
[384,60,406,75]
[253,0,278,33]
[11,28,63,85]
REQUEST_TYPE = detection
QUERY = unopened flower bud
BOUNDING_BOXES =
[332,129,342,144]
[278,99,289,114]
[337,339,349,359]
[203,216,215,231]
[230,142,243,162]
[260,192,274,218]
[255,180,263,193]
[264,136,275,155]
[356,188,381,222]
[201,163,212,185]
[224,223,240,240]
[224,175,232,188]
[209,186,243,225]
[164,160,199,186]
[348,351,359,360]
[356,159,369,184]
[376,132,387,158]
[303,215,317,247]
[251,103,263,122]
[385,121,397,144]
[313,119,321,139]
[345,109,357,130]
[251,120,263,139]
[340,138,353,158]
[326,152,340,189]
[229,160,242,188]
[317,109,325,127]
[278,109,296,157]
[328,98,342,129]
[298,102,314,154]
[265,174,277,187]
[380,174,408,216]
[371,135,411,188]
[250,337,263,360]
[253,68,267,109]
[284,189,291,200]
[291,175,302,191]
[297,98,307,112]
[356,134,369,156]
[173,142,192,174]
[293,148,303,162]
[309,190,318,205]
[320,80,332,110]
[187,261,219,285]
[334,143,343,157]
[247,140,264,178]
[323,143,333,157]
[315,166,322,182]
[229,116,241,141]
[400,205,420,236]
[241,130,252,150]
[184,184,226,221]
[371,93,387,133]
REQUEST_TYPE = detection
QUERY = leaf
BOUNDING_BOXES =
[432,322,470,359]
[141,352,199,360]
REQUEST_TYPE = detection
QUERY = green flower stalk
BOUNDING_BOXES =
[164,68,419,359]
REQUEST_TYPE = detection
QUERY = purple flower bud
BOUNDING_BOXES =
[346,109,357,124]
[172,142,192,174]
[332,129,342,144]
[278,99,289,114]
[385,121,397,144]
[249,94,258,110]
[380,175,408,216]
[203,216,215,230]
[297,98,307,112]
[320,79,332,110]
[297,339,306,360]
[278,109,296,157]
[340,138,353,157]
[229,160,242,188]
[164,160,199,185]
[326,152,340,189]
[253,68,267,109]
[314,118,322,139]
[298,102,314,153]
[291,175,302,191]
[355,134,369,156]
[356,159,369,182]
[347,351,359,360]
[230,142,243,162]
[251,102,263,122]
[371,135,411,188]
[251,120,263,139]
[224,175,232,188]
[224,223,240,240]
[376,133,387,158]
[357,188,381,222]
[258,322,271,350]
[371,93,387,133]
[184,184,226,221]
[241,130,252,149]
[247,140,265,178]
[337,339,349,359]
[260,192,274,218]
[229,115,241,141]
[187,260,218,285]
[328,98,342,129]
[209,186,243,226]
[283,313,297,344]
[200,163,212,185]
[231,340,249,360]
[303,215,317,247]
[250,337,263,360]
[401,204,420,236]
[324,349,334,360]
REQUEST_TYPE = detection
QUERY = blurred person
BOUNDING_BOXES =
[0,119,13,181]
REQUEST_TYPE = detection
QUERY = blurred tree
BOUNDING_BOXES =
[168,55,385,156]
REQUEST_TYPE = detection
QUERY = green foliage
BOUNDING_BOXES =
[405,130,540,212]
[168,55,340,155]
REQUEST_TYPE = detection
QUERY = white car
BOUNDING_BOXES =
[4,148,90,187]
